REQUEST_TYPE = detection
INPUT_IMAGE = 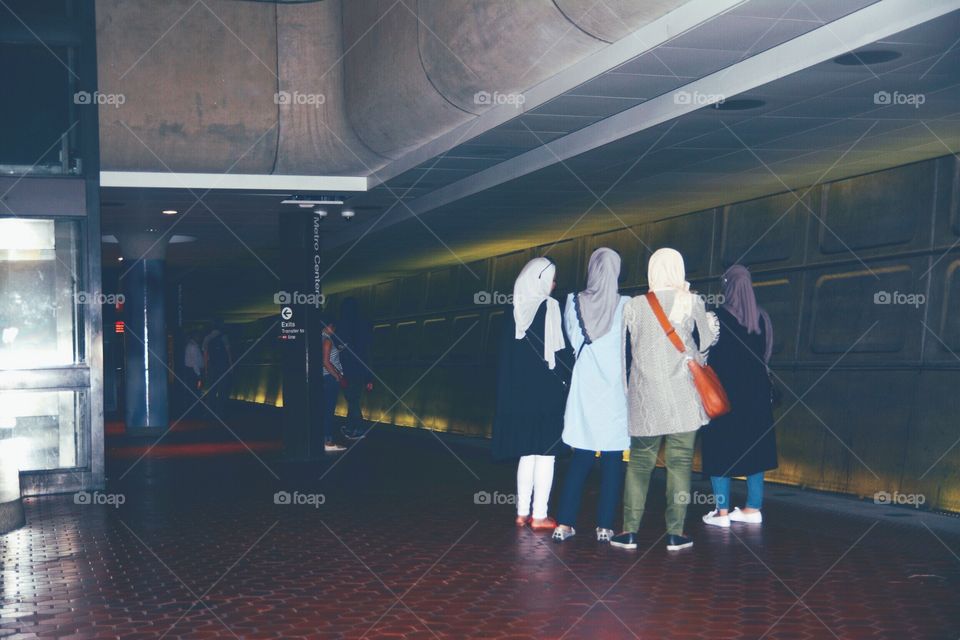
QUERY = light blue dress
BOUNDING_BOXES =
[561,294,630,452]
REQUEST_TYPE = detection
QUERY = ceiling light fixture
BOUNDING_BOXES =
[314,207,328,218]
[281,197,345,206]
[341,209,355,220]
[162,209,178,215]
[833,50,901,66]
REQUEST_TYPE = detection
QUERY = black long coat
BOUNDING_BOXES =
[491,302,568,460]
[700,308,778,477]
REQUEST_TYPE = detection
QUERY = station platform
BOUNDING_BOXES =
[2,412,958,639]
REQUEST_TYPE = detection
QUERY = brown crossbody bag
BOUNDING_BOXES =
[645,292,731,419]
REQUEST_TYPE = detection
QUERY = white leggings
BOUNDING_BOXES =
[516,455,555,520]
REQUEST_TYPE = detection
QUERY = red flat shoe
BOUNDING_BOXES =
[530,517,557,531]
[515,515,531,526]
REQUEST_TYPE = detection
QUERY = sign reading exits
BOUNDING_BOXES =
[279,306,304,341]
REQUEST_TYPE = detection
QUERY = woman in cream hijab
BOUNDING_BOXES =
[492,257,568,531]
[610,248,719,552]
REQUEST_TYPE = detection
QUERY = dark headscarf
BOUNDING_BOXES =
[722,265,773,362]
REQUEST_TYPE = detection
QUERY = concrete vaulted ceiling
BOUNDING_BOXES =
[93,0,960,321]
[96,0,695,174]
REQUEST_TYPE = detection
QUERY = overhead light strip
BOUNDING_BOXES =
[100,171,368,192]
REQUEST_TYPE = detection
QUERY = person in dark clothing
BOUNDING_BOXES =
[700,264,778,527]
[492,257,568,531]
[202,321,233,418]
[336,297,374,440]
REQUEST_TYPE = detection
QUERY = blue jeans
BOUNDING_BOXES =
[711,473,764,510]
[556,449,624,530]
[322,375,341,442]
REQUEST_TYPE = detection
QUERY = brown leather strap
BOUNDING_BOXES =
[645,292,685,353]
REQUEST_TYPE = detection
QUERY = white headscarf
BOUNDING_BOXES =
[513,257,565,369]
[647,248,695,324]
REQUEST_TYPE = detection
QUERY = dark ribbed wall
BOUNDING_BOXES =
[235,154,960,512]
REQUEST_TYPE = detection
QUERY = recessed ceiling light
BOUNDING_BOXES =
[118,256,124,262]
[162,209,178,215]
[833,50,901,66]
[711,98,765,111]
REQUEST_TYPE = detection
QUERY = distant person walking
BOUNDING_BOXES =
[552,248,630,544]
[202,322,233,418]
[701,264,778,528]
[492,257,567,531]
[611,248,719,552]
[337,297,374,440]
[184,332,203,402]
[319,319,347,453]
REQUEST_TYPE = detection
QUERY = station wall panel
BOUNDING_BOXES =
[233,154,960,511]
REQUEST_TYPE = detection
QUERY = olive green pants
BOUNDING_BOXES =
[622,430,697,536]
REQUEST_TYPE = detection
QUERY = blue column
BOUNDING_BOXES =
[118,233,169,432]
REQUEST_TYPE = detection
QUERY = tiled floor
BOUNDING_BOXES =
[2,416,958,639]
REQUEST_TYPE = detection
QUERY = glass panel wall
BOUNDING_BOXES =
[0,218,82,367]
[0,389,85,471]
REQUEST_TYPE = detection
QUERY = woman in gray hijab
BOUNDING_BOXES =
[552,248,630,543]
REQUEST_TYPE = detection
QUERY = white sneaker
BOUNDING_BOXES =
[701,509,730,528]
[728,507,762,524]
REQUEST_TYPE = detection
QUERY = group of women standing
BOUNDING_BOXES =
[492,247,778,551]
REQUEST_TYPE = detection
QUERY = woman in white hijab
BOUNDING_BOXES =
[552,248,630,544]
[492,257,568,531]
[610,248,719,553]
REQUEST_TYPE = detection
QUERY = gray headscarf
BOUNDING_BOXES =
[722,264,774,362]
[576,248,621,342]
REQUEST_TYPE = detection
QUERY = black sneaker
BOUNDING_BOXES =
[609,532,638,550]
[666,534,693,551]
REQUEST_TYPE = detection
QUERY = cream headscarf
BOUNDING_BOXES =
[513,257,565,369]
[647,248,695,324]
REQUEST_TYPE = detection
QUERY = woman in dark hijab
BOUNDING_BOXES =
[700,264,777,527]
